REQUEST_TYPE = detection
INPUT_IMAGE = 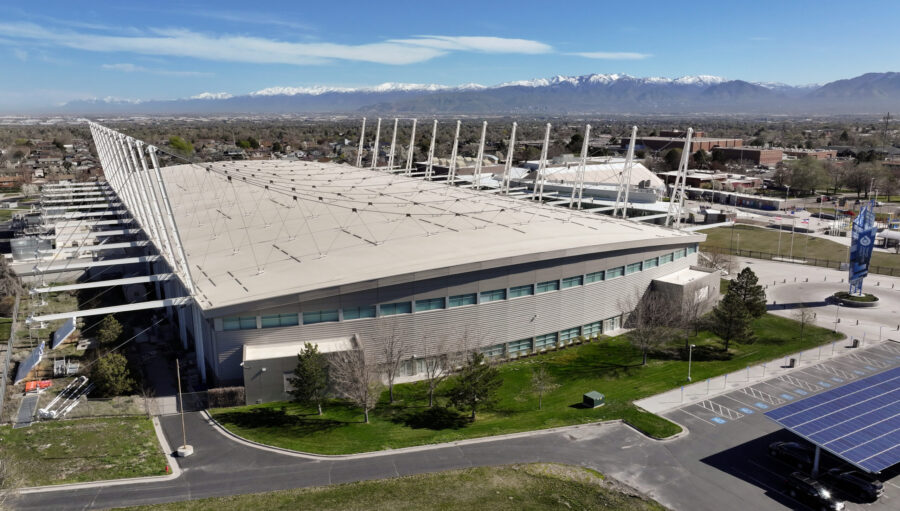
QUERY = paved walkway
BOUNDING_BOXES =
[13,394,38,429]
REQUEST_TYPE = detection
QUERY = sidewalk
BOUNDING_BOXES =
[635,338,891,415]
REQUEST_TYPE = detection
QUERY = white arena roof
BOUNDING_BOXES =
[159,160,701,312]
[516,159,664,189]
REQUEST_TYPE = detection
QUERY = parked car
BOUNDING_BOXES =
[820,468,884,501]
[785,472,845,510]
[770,441,815,468]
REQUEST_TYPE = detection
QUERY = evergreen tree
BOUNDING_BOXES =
[288,343,329,415]
[446,352,502,421]
[729,267,767,318]
[90,352,136,397]
[710,291,754,351]
[96,315,123,346]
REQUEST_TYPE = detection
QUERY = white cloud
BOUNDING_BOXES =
[12,47,27,61]
[101,62,211,77]
[570,51,651,60]
[390,35,552,54]
[0,22,551,66]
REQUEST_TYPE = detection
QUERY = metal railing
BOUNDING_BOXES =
[710,247,900,277]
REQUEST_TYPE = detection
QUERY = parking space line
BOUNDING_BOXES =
[849,352,892,369]
[739,386,785,406]
[697,400,745,420]
[778,374,822,392]
[722,393,756,409]
[676,407,715,426]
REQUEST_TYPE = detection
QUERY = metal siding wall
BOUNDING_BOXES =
[211,248,698,381]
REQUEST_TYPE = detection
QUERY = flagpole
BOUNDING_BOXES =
[777,219,783,259]
[790,218,796,261]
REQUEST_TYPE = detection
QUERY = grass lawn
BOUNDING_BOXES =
[123,463,665,511]
[699,224,900,271]
[0,417,167,486]
[211,314,842,455]
[0,317,11,342]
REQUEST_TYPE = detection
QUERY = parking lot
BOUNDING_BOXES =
[665,341,900,510]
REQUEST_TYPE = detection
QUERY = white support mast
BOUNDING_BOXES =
[371,118,381,169]
[472,121,487,189]
[447,120,461,183]
[665,128,693,227]
[425,119,438,180]
[620,125,638,218]
[387,118,398,170]
[356,117,366,168]
[532,123,551,201]
[613,126,637,218]
[501,122,517,195]
[405,118,417,175]
[569,124,591,209]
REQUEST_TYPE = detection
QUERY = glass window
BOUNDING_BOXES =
[626,262,642,275]
[481,343,506,358]
[222,317,243,331]
[560,327,581,343]
[507,338,532,356]
[448,293,477,308]
[606,266,624,279]
[605,316,620,332]
[415,297,446,312]
[562,276,583,289]
[239,316,257,329]
[687,245,697,254]
[536,280,560,293]
[480,289,507,303]
[509,284,534,298]
[585,270,605,284]
[303,310,339,325]
[380,302,412,316]
[343,305,376,320]
[644,257,659,269]
[534,332,558,350]
[674,248,687,260]
[583,321,602,337]
[261,313,299,328]
[660,253,674,264]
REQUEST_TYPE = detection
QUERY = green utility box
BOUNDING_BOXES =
[583,391,605,408]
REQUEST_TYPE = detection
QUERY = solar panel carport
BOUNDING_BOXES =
[765,365,900,474]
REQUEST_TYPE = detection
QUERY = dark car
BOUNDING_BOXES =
[769,441,815,468]
[820,468,884,501]
[785,472,845,510]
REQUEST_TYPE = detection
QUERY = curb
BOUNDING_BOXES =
[19,416,182,494]
[202,410,661,460]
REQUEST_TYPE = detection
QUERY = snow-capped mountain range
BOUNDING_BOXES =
[57,71,900,115]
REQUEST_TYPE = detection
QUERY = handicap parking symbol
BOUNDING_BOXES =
[780,393,794,400]
[795,389,808,395]
[754,402,769,409]
[739,407,754,414]
[831,377,843,383]
[854,370,866,375]
[711,417,727,424]
[818,381,832,388]
[865,366,876,371]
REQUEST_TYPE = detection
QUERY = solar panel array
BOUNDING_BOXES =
[765,365,900,473]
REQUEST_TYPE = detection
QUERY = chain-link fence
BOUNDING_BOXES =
[712,246,900,276]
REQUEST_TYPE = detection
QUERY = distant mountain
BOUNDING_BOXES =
[57,72,900,115]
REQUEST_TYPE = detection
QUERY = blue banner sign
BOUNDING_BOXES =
[849,200,876,294]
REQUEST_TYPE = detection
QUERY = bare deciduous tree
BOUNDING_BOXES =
[621,288,681,365]
[330,349,382,423]
[0,457,22,511]
[421,335,452,408]
[793,304,815,344]
[701,248,735,275]
[530,361,557,410]
[379,323,406,404]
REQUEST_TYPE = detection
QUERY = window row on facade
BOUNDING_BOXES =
[221,245,696,331]
[481,314,623,359]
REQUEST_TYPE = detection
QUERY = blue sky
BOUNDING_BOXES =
[0,0,897,111]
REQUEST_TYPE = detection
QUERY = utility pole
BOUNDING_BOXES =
[175,359,193,457]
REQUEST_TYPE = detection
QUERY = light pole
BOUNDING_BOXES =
[687,344,696,382]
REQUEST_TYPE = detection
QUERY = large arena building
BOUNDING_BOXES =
[60,124,718,404]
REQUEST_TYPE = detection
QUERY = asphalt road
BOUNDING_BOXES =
[18,341,898,511]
